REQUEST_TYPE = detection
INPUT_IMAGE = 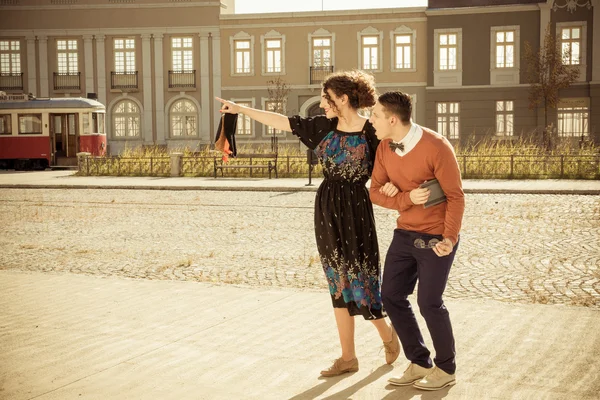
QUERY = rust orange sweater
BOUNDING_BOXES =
[369,125,465,245]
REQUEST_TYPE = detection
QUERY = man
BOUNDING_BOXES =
[368,91,465,391]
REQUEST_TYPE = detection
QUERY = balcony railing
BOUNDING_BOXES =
[310,66,334,84]
[53,72,81,90]
[0,73,24,91]
[111,71,138,90]
[168,70,196,89]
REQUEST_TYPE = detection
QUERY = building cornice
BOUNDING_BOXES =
[0,26,220,36]
[425,82,591,90]
[426,4,539,16]
[222,82,427,91]
[220,17,427,30]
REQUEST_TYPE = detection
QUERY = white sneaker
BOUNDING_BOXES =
[413,366,456,391]
[388,363,433,386]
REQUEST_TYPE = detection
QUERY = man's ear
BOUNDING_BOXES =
[389,115,398,126]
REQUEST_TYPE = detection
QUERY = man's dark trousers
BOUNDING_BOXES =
[382,229,459,375]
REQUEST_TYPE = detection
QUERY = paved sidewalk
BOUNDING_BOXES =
[1,270,599,400]
[1,170,599,194]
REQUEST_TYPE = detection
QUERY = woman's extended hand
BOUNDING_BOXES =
[216,97,241,114]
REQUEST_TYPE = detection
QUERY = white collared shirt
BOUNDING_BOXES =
[391,124,423,157]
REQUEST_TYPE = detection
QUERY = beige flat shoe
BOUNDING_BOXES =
[320,357,359,377]
[383,326,401,364]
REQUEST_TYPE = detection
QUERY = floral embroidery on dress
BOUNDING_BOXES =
[315,131,373,183]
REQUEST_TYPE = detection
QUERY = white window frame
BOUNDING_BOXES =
[357,27,383,73]
[556,22,587,82]
[261,30,285,76]
[171,37,193,72]
[169,99,198,137]
[308,28,335,68]
[113,38,136,73]
[230,31,254,76]
[231,98,255,137]
[390,26,417,72]
[56,39,79,74]
[433,28,462,87]
[495,100,514,137]
[0,39,21,74]
[490,26,520,85]
[112,99,141,138]
[436,102,460,140]
[557,98,589,138]
[261,97,286,137]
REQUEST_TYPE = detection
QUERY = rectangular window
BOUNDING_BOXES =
[92,112,105,134]
[236,101,252,135]
[558,106,589,137]
[439,33,457,70]
[265,39,282,73]
[362,36,379,70]
[312,37,331,67]
[18,114,42,135]
[496,100,514,136]
[394,34,412,69]
[57,39,78,74]
[114,38,136,73]
[436,102,459,140]
[0,114,12,135]
[234,39,251,74]
[172,37,193,71]
[495,31,515,68]
[82,113,89,135]
[265,101,283,135]
[561,26,581,65]
[0,40,21,74]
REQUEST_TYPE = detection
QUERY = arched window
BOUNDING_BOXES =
[307,103,324,117]
[113,100,140,137]
[170,99,197,137]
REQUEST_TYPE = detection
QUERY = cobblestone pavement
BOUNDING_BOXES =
[1,189,599,308]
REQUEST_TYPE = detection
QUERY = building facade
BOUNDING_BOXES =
[0,0,597,159]
[426,0,597,145]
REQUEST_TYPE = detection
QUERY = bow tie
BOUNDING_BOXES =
[389,141,405,152]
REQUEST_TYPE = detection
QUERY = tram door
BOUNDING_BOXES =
[50,113,78,164]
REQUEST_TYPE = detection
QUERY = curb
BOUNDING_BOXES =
[1,184,599,195]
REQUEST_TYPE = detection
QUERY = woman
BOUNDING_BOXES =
[216,70,400,376]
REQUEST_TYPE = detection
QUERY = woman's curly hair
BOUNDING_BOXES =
[322,70,377,113]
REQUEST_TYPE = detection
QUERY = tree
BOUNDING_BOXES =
[524,23,580,150]
[266,75,290,152]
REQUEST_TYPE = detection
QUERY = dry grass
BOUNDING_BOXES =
[79,133,599,179]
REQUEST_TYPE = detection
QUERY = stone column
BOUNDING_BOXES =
[26,36,37,96]
[96,35,107,106]
[38,36,49,97]
[83,34,95,95]
[539,1,553,48]
[211,32,222,141]
[592,0,600,83]
[141,33,154,145]
[154,33,165,145]
[199,33,211,143]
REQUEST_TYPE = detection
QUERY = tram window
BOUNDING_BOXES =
[92,112,105,134]
[0,114,11,135]
[68,114,76,135]
[82,113,89,135]
[18,114,42,135]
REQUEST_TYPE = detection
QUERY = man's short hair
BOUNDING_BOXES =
[378,91,412,125]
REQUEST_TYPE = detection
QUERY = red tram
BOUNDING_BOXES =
[0,93,106,169]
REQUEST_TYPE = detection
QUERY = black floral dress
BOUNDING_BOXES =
[289,115,384,320]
